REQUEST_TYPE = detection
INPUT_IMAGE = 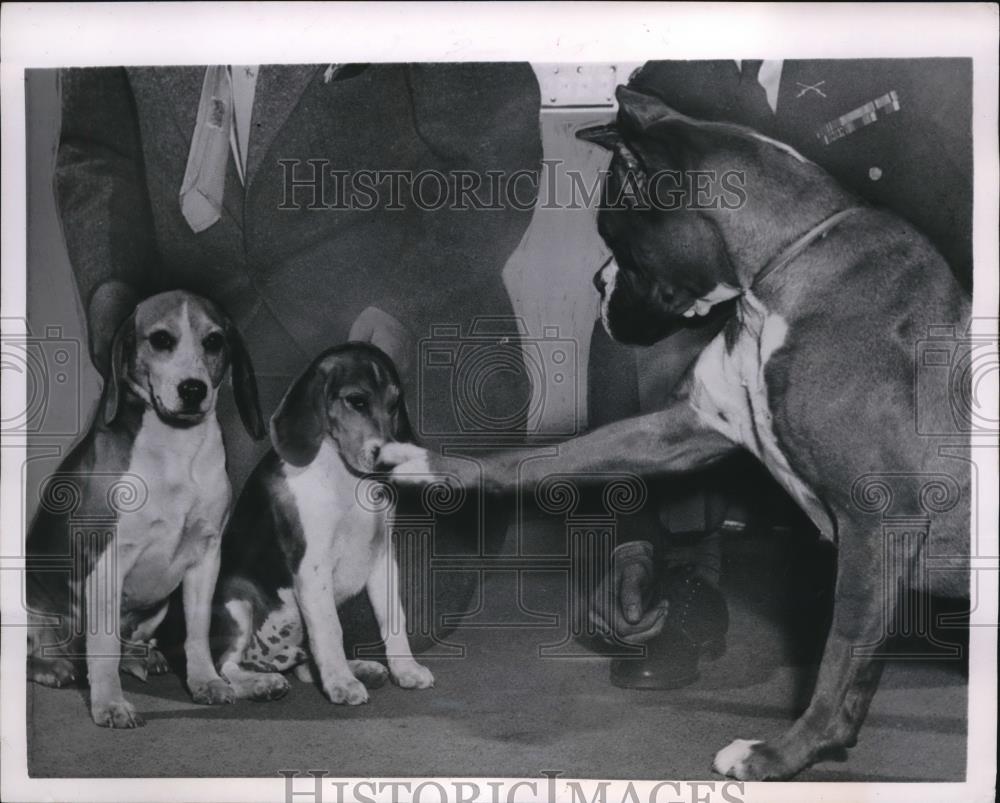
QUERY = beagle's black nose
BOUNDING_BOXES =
[178,379,208,406]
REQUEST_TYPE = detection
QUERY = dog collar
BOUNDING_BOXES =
[753,206,866,288]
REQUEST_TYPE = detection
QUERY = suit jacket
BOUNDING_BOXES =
[55,64,542,479]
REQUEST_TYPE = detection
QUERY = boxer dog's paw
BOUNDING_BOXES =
[323,674,369,705]
[91,697,144,729]
[189,677,236,705]
[390,659,434,690]
[712,739,763,779]
[712,739,800,780]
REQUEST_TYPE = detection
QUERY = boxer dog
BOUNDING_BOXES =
[382,86,971,779]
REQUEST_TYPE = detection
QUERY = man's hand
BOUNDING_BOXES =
[589,541,669,645]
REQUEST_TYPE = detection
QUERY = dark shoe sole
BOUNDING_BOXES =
[609,637,727,690]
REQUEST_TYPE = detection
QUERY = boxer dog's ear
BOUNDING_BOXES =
[576,123,624,150]
[578,121,650,202]
[577,122,643,169]
[616,86,694,133]
[270,359,330,467]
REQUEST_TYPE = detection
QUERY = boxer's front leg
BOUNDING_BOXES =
[184,533,235,704]
[384,387,736,494]
[712,520,892,780]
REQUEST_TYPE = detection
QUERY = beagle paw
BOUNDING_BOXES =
[29,655,77,688]
[121,643,170,681]
[189,677,236,705]
[246,673,290,702]
[349,659,389,689]
[91,697,144,729]
[323,675,369,705]
[390,660,435,690]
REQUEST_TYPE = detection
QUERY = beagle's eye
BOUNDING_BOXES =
[345,394,369,413]
[149,330,176,351]
[203,332,225,353]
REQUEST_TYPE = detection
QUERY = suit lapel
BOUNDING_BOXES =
[246,64,322,188]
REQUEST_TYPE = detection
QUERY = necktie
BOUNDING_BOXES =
[179,66,233,233]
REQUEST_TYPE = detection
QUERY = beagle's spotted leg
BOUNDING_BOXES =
[217,598,293,701]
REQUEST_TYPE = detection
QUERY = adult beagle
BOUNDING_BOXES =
[210,343,433,704]
[26,290,264,728]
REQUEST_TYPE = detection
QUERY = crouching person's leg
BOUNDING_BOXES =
[588,319,731,689]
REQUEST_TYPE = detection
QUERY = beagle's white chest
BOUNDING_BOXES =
[283,440,386,604]
[118,412,231,604]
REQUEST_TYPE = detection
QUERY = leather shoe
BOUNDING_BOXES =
[610,565,729,689]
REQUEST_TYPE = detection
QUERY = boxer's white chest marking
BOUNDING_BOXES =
[283,439,386,605]
[689,292,834,539]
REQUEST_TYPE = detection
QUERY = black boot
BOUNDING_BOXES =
[610,564,729,689]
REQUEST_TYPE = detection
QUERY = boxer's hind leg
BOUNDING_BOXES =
[712,522,895,780]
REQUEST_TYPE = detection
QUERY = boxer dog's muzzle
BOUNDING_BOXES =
[578,87,816,345]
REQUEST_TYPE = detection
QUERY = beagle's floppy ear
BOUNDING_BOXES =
[225,322,265,440]
[102,311,136,426]
[269,360,329,467]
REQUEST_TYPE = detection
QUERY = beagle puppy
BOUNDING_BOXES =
[26,290,264,728]
[210,342,433,704]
